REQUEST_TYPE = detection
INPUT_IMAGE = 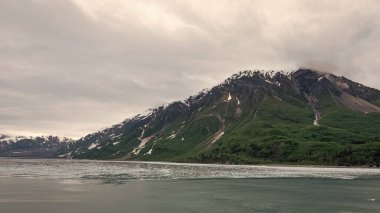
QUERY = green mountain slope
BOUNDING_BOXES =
[67,69,380,166]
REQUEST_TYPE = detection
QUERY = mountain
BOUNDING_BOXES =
[0,134,73,158]
[67,69,380,166]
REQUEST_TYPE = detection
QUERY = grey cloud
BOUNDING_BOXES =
[0,0,379,138]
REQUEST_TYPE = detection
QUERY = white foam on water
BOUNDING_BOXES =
[0,159,380,183]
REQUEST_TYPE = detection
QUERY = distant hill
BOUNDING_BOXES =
[67,69,380,166]
[0,134,73,158]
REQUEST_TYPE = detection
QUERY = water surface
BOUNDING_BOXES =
[0,158,379,212]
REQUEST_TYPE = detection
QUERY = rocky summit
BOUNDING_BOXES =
[66,69,380,166]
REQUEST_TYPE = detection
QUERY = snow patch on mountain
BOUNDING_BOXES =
[166,132,177,140]
[211,131,224,144]
[88,143,99,150]
[313,112,321,126]
[132,135,154,155]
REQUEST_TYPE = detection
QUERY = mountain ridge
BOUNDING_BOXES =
[0,134,73,157]
[66,69,380,166]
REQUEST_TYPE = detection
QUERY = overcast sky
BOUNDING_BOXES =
[1,0,380,138]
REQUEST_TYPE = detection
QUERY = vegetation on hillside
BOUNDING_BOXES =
[70,70,380,167]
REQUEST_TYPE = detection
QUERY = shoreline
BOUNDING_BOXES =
[1,157,379,169]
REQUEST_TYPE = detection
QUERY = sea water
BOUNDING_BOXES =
[0,158,379,212]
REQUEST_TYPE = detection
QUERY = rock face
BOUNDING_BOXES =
[0,135,73,158]
[67,69,380,166]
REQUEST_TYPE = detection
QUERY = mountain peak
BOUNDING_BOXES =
[66,68,380,166]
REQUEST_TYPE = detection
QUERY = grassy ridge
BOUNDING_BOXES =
[176,96,380,166]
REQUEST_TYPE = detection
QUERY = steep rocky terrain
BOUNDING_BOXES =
[0,134,73,157]
[67,69,380,166]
